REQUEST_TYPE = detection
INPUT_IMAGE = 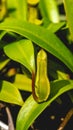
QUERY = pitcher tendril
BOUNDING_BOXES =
[32,49,50,103]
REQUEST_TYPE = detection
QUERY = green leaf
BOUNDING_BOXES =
[15,0,27,21]
[63,0,73,40]
[7,0,27,21]
[47,22,65,33]
[49,59,65,79]
[0,59,10,70]
[7,0,17,17]
[0,80,24,106]
[16,80,73,130]
[14,74,32,92]
[0,18,73,72]
[39,0,60,23]
[0,31,7,40]
[4,39,35,73]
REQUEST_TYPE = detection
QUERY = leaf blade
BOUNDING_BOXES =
[63,0,73,40]
[0,80,24,106]
[4,39,35,73]
[16,80,73,130]
[0,18,73,71]
[14,74,32,92]
[40,0,60,23]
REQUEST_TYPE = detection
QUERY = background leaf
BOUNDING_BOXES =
[16,80,73,130]
[0,59,10,70]
[4,39,35,73]
[63,0,73,40]
[0,80,24,106]
[7,0,27,21]
[0,18,73,71]
[47,22,65,33]
[39,0,60,24]
[15,0,27,21]
[14,74,32,92]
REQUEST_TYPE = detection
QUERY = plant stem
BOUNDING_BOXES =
[6,107,15,130]
[57,108,73,130]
